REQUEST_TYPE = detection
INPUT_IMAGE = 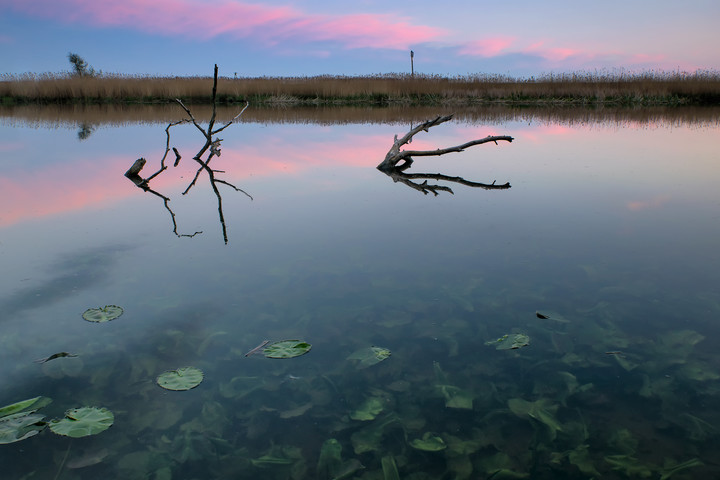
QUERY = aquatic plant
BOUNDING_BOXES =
[82,305,124,322]
[485,333,530,350]
[0,396,51,444]
[156,366,204,391]
[262,340,312,359]
[49,406,114,438]
[347,346,391,369]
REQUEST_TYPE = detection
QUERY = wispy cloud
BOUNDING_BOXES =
[8,0,445,50]
[457,37,515,57]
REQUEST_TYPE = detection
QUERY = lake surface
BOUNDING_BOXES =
[1,106,719,479]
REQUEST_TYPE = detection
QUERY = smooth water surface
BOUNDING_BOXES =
[1,107,719,479]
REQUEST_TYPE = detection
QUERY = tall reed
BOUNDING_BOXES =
[2,70,719,105]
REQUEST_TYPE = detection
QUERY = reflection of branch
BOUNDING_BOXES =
[384,170,509,196]
[124,158,203,238]
[377,115,513,195]
[176,65,251,244]
[125,64,250,243]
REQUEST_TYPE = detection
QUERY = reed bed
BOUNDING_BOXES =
[2,70,720,106]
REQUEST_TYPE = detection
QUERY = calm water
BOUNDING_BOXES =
[1,106,719,479]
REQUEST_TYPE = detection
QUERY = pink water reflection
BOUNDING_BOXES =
[1,119,718,229]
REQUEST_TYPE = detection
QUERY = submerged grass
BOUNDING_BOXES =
[2,70,720,106]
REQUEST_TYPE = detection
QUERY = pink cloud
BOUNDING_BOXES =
[9,0,444,50]
[458,37,515,57]
[523,41,583,61]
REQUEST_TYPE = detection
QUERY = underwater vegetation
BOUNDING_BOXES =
[2,292,718,480]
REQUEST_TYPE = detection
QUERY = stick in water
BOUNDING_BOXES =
[245,340,269,357]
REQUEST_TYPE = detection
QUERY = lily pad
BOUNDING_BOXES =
[156,366,204,391]
[486,333,530,350]
[0,396,52,419]
[49,406,114,437]
[0,412,46,444]
[347,346,391,369]
[82,305,124,323]
[263,340,312,359]
[409,432,447,451]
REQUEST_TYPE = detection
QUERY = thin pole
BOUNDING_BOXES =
[410,50,414,77]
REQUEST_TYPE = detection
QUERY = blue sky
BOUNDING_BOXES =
[2,0,719,78]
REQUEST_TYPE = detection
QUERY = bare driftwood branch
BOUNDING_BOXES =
[377,115,513,195]
[377,114,513,171]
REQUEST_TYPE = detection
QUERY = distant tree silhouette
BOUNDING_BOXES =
[67,52,95,77]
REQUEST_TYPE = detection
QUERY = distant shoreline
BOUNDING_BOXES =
[2,72,719,106]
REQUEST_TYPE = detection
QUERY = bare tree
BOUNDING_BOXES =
[377,115,514,195]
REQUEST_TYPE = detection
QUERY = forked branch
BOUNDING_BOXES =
[377,114,513,171]
[376,115,514,195]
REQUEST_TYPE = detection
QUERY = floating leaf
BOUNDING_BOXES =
[263,340,312,359]
[82,305,124,323]
[0,412,46,444]
[409,432,446,451]
[0,396,52,419]
[156,366,204,391]
[347,346,391,369]
[485,333,530,350]
[49,406,114,437]
[34,352,78,363]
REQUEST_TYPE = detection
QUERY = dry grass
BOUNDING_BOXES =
[2,70,720,106]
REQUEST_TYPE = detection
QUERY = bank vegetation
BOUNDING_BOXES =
[2,70,719,107]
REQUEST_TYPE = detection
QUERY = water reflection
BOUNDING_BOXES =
[1,108,720,479]
[2,103,720,129]
[124,102,251,243]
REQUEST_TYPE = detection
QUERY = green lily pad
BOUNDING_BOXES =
[347,346,391,369]
[0,396,52,419]
[0,412,46,444]
[263,340,312,359]
[49,406,114,438]
[82,305,124,323]
[485,333,530,350]
[156,366,204,391]
[409,432,447,451]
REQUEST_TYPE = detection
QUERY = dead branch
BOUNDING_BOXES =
[377,114,513,171]
[377,115,513,195]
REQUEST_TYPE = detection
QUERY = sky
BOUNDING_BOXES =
[1,0,719,78]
